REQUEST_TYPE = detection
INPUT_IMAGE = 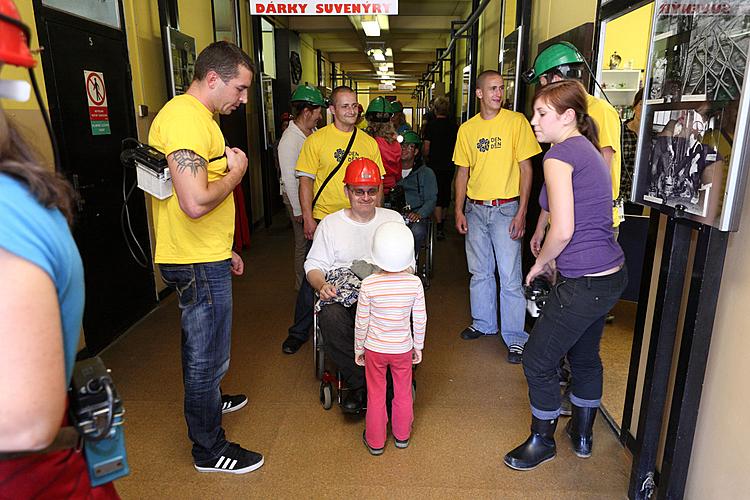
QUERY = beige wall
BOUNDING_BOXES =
[683,190,750,496]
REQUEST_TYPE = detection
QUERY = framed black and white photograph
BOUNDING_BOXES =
[633,0,750,231]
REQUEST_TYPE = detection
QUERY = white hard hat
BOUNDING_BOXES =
[371,221,414,272]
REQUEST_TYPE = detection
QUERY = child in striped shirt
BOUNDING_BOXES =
[355,221,427,455]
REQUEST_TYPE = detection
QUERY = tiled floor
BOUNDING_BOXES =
[102,219,632,499]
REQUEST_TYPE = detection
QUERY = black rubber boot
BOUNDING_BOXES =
[566,405,597,458]
[503,416,557,471]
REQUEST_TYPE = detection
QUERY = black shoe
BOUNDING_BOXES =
[282,335,305,354]
[342,388,366,414]
[507,344,524,364]
[221,394,248,414]
[460,326,489,340]
[566,405,597,458]
[436,229,446,241]
[504,416,557,471]
[194,442,264,474]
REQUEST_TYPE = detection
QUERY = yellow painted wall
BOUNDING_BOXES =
[177,0,214,55]
[602,2,654,73]
[503,0,517,35]
[478,0,502,74]
[529,0,597,62]
[299,34,318,87]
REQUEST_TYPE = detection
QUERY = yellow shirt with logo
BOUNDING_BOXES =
[452,109,541,200]
[587,94,622,227]
[296,123,385,220]
[149,94,234,264]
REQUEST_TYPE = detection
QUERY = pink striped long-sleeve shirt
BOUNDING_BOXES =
[354,272,426,356]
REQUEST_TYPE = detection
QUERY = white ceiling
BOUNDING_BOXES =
[275,0,473,91]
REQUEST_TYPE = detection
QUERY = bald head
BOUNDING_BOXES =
[477,70,502,90]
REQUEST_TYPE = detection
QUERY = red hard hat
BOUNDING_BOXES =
[0,0,36,68]
[343,157,381,186]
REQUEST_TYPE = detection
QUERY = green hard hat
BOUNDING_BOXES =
[290,84,326,106]
[390,100,404,112]
[523,42,585,84]
[400,130,421,146]
[366,96,392,114]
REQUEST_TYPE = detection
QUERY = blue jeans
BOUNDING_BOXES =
[409,219,429,256]
[159,260,233,463]
[522,267,627,420]
[464,201,528,347]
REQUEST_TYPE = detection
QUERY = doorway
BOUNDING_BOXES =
[594,0,655,438]
[33,1,156,353]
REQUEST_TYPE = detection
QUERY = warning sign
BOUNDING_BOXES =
[84,70,110,136]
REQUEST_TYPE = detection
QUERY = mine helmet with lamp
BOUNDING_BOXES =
[371,221,415,273]
[343,157,382,186]
[522,41,585,84]
[365,96,393,123]
[290,84,326,107]
[399,130,422,148]
[0,0,36,68]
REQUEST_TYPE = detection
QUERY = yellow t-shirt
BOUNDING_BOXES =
[452,109,541,200]
[296,123,385,220]
[148,94,234,264]
[587,94,622,226]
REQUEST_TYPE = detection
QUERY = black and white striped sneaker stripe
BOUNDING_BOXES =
[215,456,238,470]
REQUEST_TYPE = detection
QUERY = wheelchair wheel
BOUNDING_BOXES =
[426,220,434,278]
[412,379,417,403]
[314,321,325,380]
[320,381,333,410]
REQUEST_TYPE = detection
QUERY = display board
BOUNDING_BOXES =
[632,0,750,231]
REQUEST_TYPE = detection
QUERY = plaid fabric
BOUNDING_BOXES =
[620,125,638,200]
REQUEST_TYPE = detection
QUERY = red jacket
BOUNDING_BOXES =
[376,136,402,193]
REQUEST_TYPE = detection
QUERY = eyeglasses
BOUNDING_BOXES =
[350,188,378,197]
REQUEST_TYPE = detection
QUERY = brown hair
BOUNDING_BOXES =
[433,96,450,116]
[0,110,76,224]
[534,80,600,150]
[368,121,396,143]
[193,41,256,83]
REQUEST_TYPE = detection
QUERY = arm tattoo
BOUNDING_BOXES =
[171,150,207,177]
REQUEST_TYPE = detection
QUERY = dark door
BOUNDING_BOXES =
[35,7,156,353]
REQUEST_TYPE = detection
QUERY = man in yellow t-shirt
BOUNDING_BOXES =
[148,42,264,475]
[453,70,541,364]
[282,86,385,355]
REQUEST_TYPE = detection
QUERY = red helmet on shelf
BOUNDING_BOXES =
[343,157,381,186]
[0,0,36,68]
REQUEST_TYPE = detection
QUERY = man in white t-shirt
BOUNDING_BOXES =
[306,158,408,414]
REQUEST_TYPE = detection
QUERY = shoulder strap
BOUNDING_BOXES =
[312,127,357,208]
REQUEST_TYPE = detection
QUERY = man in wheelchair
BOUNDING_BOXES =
[305,158,411,414]
[387,131,438,256]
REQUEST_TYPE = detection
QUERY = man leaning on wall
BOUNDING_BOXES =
[148,41,263,475]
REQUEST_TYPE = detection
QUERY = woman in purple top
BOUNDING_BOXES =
[504,80,627,471]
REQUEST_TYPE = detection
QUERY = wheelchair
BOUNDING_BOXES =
[410,216,434,290]
[313,301,417,412]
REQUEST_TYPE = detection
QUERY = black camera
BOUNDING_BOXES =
[69,357,124,441]
[525,276,552,317]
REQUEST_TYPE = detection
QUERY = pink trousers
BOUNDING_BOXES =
[364,349,413,449]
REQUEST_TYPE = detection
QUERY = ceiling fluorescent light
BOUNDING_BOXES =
[378,63,389,72]
[385,48,393,57]
[362,20,380,37]
[373,51,385,62]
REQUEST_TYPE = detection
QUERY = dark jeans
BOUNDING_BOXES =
[160,260,233,463]
[522,267,628,420]
[409,219,429,256]
[318,303,365,389]
[288,239,314,342]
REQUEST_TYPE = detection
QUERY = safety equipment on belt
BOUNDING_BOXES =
[522,41,585,84]
[0,0,36,68]
[365,96,393,123]
[390,100,404,113]
[371,221,415,273]
[343,157,382,186]
[290,83,326,107]
[400,130,422,147]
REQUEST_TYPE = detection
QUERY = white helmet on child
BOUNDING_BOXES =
[371,221,415,272]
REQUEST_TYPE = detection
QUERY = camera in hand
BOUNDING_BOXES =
[525,276,552,318]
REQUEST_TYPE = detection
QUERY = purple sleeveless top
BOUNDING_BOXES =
[539,135,624,278]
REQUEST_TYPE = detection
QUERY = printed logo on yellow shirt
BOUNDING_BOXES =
[334,148,359,164]
[476,137,502,153]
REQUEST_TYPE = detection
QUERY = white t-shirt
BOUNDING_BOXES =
[277,121,312,216]
[304,207,409,275]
